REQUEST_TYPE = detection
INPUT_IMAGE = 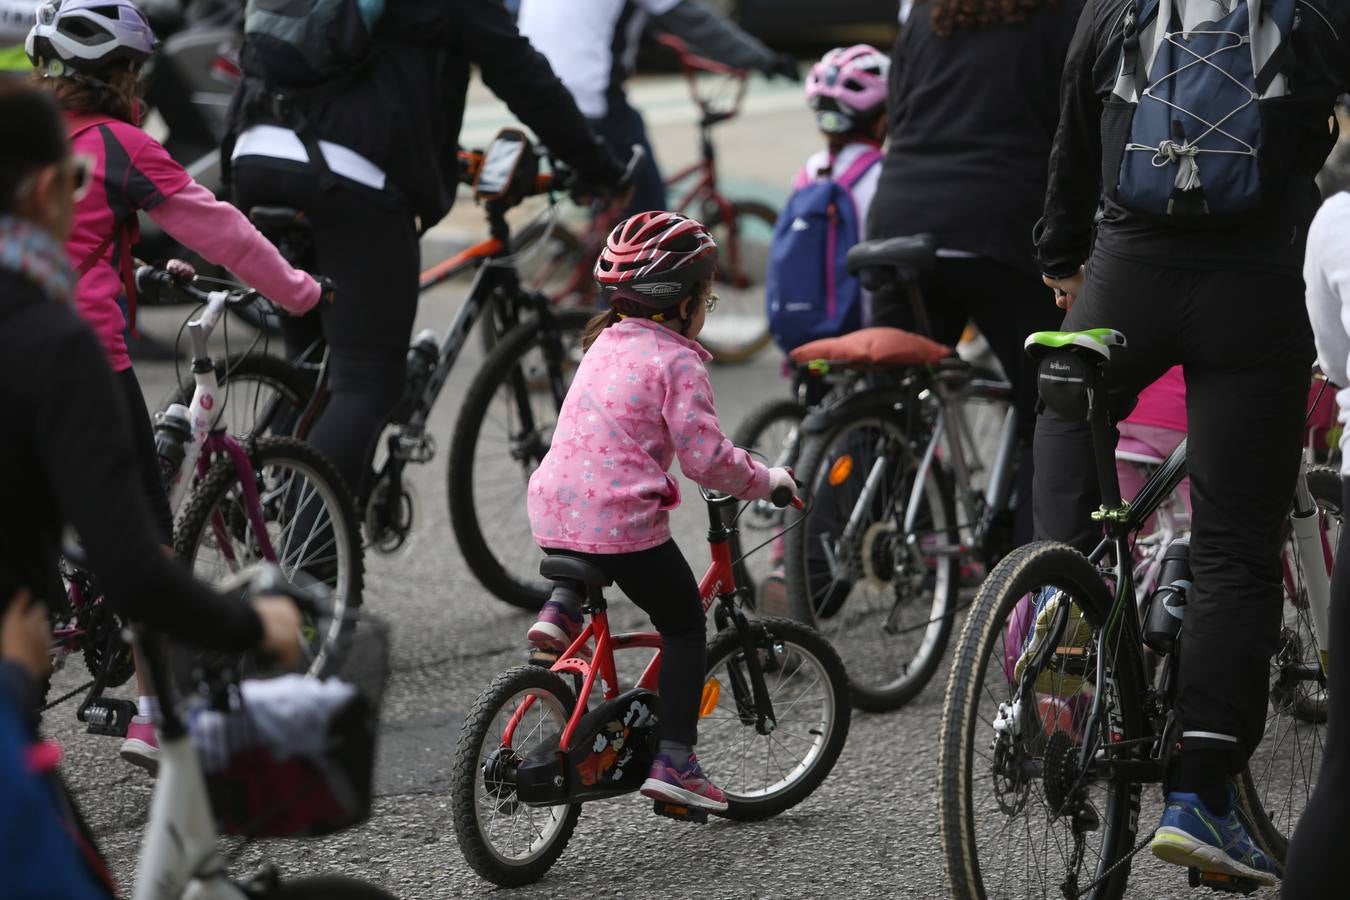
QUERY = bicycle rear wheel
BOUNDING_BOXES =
[450,665,582,887]
[698,617,850,821]
[939,542,1145,900]
[783,406,960,711]
[174,436,364,677]
[698,200,776,364]
[447,309,589,610]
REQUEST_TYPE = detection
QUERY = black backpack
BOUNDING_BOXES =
[241,0,385,88]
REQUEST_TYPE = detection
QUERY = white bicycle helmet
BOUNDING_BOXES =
[26,0,157,76]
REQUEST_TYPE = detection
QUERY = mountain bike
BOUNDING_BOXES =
[938,329,1334,899]
[514,33,778,364]
[43,268,363,737]
[168,130,631,609]
[125,567,394,900]
[449,483,850,887]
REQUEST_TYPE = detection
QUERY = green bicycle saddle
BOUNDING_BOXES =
[1023,328,1127,362]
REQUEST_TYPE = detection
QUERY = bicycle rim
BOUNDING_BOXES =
[1244,466,1338,855]
[942,543,1142,900]
[791,414,958,706]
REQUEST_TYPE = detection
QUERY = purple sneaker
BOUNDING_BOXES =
[640,753,728,812]
[120,715,159,775]
[527,599,584,652]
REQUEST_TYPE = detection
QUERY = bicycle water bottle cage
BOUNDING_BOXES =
[845,234,937,291]
[1024,329,1126,420]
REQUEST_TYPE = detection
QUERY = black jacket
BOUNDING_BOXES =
[0,271,262,652]
[869,2,1083,275]
[225,0,626,230]
[1036,0,1350,278]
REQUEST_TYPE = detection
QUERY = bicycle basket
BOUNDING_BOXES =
[192,616,390,839]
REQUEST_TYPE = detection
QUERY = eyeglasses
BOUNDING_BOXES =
[705,292,719,314]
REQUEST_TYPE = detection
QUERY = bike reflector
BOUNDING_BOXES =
[699,678,721,718]
[828,455,854,487]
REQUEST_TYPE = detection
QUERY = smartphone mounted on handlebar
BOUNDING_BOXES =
[474,128,539,203]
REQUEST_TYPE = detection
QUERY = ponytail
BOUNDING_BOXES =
[581,308,622,352]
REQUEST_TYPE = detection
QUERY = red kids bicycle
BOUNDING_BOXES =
[449,485,851,887]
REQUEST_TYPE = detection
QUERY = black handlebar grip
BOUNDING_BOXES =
[770,484,796,509]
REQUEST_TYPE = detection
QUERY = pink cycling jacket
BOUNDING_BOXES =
[66,112,319,372]
[528,317,772,554]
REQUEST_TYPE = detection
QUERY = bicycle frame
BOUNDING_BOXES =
[501,492,776,761]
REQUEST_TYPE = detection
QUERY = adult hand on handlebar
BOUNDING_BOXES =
[253,595,303,669]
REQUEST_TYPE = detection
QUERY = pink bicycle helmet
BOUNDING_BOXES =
[594,212,717,316]
[26,0,158,76]
[805,44,890,135]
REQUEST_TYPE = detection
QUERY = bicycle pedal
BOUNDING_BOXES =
[1186,868,1261,895]
[652,800,708,824]
[528,648,560,667]
[80,698,137,737]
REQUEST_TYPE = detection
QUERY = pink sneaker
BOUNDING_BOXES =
[640,753,728,812]
[120,715,159,775]
[527,599,584,652]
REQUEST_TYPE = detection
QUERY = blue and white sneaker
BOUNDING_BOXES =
[1150,791,1278,886]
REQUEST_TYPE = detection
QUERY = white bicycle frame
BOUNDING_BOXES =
[162,289,233,514]
[1290,453,1334,671]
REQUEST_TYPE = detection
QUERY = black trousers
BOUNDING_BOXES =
[547,540,706,746]
[873,256,1063,543]
[1034,248,1313,762]
[116,368,173,545]
[232,162,421,500]
[1283,476,1350,898]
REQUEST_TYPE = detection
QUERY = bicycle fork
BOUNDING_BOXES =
[718,596,778,736]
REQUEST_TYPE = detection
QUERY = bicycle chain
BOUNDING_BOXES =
[41,678,95,712]
[1064,828,1158,899]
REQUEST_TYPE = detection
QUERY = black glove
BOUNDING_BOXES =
[317,275,338,306]
[764,52,800,82]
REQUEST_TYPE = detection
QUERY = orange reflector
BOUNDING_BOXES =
[828,455,854,486]
[699,678,721,718]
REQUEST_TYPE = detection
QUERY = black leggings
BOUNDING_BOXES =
[872,256,1064,543]
[1034,248,1313,772]
[1282,474,1350,898]
[546,540,706,746]
[232,162,420,500]
[115,368,173,545]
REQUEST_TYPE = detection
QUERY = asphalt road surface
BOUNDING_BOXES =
[42,72,1297,900]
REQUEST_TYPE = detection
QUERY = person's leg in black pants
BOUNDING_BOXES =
[114,369,174,545]
[233,163,420,501]
[1172,269,1312,806]
[590,96,666,216]
[1283,475,1350,899]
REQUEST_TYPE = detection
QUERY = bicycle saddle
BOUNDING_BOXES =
[1023,329,1127,362]
[248,206,310,234]
[845,234,938,278]
[540,555,613,589]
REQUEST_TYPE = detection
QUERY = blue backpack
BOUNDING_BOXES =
[1108,0,1300,218]
[765,149,882,353]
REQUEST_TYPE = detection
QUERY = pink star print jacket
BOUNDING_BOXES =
[528,317,772,554]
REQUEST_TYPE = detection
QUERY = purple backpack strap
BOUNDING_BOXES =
[834,147,884,190]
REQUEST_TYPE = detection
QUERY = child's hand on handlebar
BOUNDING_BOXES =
[767,466,802,508]
[253,595,303,668]
[165,258,197,281]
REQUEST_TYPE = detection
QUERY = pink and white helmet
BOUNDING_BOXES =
[805,44,890,135]
[26,0,158,76]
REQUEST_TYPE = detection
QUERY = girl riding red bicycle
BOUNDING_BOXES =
[524,211,793,811]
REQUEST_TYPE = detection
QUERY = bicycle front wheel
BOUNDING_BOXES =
[448,309,590,610]
[174,436,364,677]
[783,407,960,711]
[698,617,850,821]
[166,352,316,441]
[939,541,1145,900]
[698,200,776,364]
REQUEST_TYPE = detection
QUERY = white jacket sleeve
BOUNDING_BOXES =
[1303,193,1350,390]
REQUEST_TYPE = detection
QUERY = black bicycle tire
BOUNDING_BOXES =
[447,309,592,611]
[703,616,851,821]
[938,541,1145,900]
[782,406,961,710]
[450,665,582,887]
[173,436,365,677]
[699,200,777,365]
[262,875,397,899]
[166,352,316,439]
[728,397,808,612]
